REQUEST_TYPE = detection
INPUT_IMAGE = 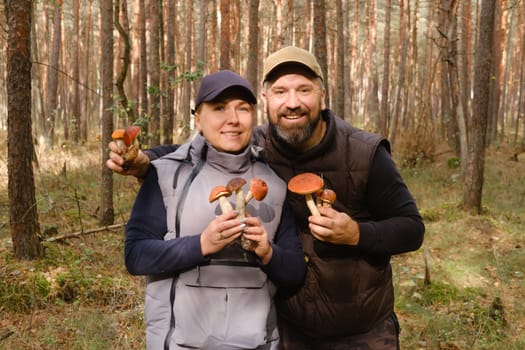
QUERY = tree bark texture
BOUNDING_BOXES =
[6,0,44,259]
[99,0,114,225]
[464,0,496,213]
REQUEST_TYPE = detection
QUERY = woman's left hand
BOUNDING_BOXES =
[242,216,273,265]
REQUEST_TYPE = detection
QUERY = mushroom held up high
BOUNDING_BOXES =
[288,172,324,216]
[209,186,233,213]
[227,177,247,218]
[111,126,141,163]
[245,178,268,205]
[318,188,337,208]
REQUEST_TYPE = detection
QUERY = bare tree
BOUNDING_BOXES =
[6,0,43,259]
[464,0,496,213]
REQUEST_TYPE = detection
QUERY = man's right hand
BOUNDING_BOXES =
[106,141,150,178]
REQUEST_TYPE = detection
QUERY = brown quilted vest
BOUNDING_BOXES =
[253,110,394,336]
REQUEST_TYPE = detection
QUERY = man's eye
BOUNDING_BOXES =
[299,88,312,95]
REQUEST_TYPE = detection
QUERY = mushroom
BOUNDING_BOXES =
[287,172,324,216]
[209,186,233,213]
[245,178,268,204]
[111,125,141,163]
[318,188,336,208]
[227,177,247,217]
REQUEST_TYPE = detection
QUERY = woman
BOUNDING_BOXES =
[124,70,306,349]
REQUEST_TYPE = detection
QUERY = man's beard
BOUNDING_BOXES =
[268,107,320,147]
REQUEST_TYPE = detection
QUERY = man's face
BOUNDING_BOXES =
[262,70,326,150]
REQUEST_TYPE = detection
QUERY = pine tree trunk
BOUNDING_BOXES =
[464,0,496,213]
[7,0,44,259]
[99,0,115,225]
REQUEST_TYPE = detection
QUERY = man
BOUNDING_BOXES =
[108,47,425,349]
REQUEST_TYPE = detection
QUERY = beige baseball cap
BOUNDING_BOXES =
[263,46,323,82]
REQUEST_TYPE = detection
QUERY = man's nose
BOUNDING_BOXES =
[284,90,301,109]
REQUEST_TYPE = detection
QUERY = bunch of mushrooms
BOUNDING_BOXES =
[208,177,268,249]
[288,173,324,216]
[111,126,141,164]
[288,172,338,216]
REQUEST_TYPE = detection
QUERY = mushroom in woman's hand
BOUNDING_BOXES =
[227,177,247,217]
[318,188,337,208]
[209,186,233,214]
[245,178,268,205]
[111,125,141,163]
[287,172,324,216]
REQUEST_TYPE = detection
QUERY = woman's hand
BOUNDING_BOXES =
[242,216,273,265]
[200,211,243,256]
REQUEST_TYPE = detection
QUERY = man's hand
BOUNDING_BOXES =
[106,141,150,178]
[308,206,360,246]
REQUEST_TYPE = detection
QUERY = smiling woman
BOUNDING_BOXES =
[122,70,306,349]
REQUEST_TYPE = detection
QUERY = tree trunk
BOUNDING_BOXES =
[313,0,328,105]
[71,0,80,143]
[335,0,344,118]
[44,0,63,147]
[247,0,260,124]
[219,0,231,70]
[463,0,496,213]
[390,0,408,147]
[380,0,391,137]
[162,0,176,145]
[99,0,114,225]
[7,0,44,259]
[115,0,135,123]
[366,0,380,131]
[147,0,161,146]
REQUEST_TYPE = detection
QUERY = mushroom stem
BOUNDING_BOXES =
[305,193,321,216]
[218,197,233,213]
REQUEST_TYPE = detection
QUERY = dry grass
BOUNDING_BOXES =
[0,131,524,349]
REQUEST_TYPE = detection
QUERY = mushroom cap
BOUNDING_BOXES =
[288,172,324,195]
[111,129,126,140]
[318,188,336,204]
[111,126,141,146]
[250,178,268,201]
[123,126,141,146]
[209,185,231,202]
[227,177,247,192]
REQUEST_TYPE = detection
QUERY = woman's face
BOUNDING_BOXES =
[195,97,254,153]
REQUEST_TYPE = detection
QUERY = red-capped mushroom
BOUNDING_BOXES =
[227,177,247,217]
[245,178,268,204]
[288,172,324,216]
[209,186,233,213]
[112,126,141,163]
[318,188,336,208]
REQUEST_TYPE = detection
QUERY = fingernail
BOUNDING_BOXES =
[240,218,246,224]
[240,223,246,229]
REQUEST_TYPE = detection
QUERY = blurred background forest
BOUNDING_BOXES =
[1,0,525,348]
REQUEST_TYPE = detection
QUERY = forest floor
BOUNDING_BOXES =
[0,131,524,349]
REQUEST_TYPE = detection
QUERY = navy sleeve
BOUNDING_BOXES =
[144,144,179,161]
[259,201,306,288]
[124,166,209,275]
[357,145,425,256]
